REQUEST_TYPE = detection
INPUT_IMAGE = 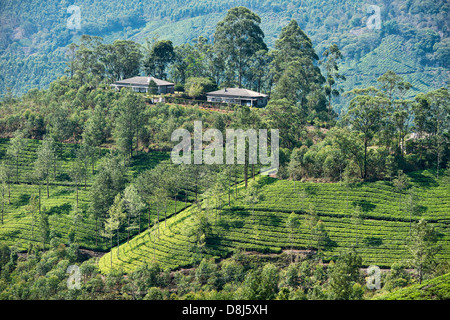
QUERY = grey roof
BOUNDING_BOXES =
[113,76,174,86]
[206,88,268,98]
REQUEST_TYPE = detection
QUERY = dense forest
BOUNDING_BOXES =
[1,0,449,107]
[0,4,449,302]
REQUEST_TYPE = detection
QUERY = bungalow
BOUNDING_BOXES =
[206,88,269,107]
[110,76,175,94]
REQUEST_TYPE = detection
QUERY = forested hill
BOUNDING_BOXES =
[1,0,449,99]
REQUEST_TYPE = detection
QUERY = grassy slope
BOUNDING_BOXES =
[99,170,450,274]
[373,273,450,300]
[0,138,185,251]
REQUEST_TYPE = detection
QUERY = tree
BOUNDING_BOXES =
[185,77,216,99]
[69,160,84,210]
[89,155,127,246]
[304,204,318,251]
[341,162,359,209]
[231,105,261,187]
[393,170,410,210]
[321,44,345,119]
[187,204,212,264]
[425,88,449,178]
[83,104,108,151]
[114,90,147,157]
[344,90,389,179]
[408,219,441,283]
[76,143,93,188]
[412,88,449,175]
[330,128,365,181]
[34,136,57,198]
[244,180,263,224]
[7,130,26,183]
[0,162,12,224]
[287,148,303,193]
[247,49,271,92]
[103,193,125,270]
[377,70,412,102]
[97,40,143,82]
[241,263,279,300]
[265,98,304,149]
[46,102,74,143]
[123,184,146,241]
[144,40,175,80]
[39,206,50,251]
[376,71,412,155]
[286,212,300,263]
[147,79,158,96]
[271,20,324,108]
[328,250,362,300]
[214,6,267,87]
[406,188,420,236]
[26,194,39,241]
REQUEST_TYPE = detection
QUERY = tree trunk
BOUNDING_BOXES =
[127,212,130,244]
[244,161,248,188]
[1,187,4,224]
[228,170,231,206]
[117,230,120,259]
[46,172,49,198]
[95,217,98,246]
[136,128,139,156]
[110,235,113,270]
[363,137,368,179]
[38,184,41,215]
[148,208,151,230]
[164,198,167,227]
[174,196,177,215]
[157,207,160,240]
[16,156,19,184]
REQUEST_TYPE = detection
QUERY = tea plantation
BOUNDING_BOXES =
[99,170,450,273]
[0,138,184,251]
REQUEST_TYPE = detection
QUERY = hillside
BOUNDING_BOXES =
[1,0,449,104]
[98,170,450,273]
[0,138,189,251]
[374,272,450,300]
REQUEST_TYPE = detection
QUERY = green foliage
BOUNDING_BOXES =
[214,6,267,87]
[375,273,450,300]
[99,169,450,273]
[0,1,448,98]
[185,77,216,99]
[144,40,175,80]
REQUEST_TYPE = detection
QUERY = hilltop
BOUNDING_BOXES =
[1,0,449,108]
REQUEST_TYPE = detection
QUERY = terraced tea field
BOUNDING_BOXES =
[0,138,178,251]
[99,170,450,273]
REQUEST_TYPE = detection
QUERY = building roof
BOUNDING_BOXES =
[206,88,268,98]
[113,76,174,87]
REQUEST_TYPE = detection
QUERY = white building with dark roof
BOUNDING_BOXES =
[206,88,269,107]
[110,76,175,94]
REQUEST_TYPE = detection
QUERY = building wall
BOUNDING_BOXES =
[207,95,268,107]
